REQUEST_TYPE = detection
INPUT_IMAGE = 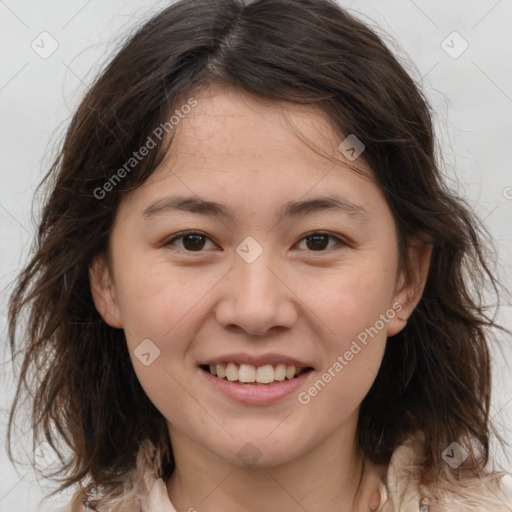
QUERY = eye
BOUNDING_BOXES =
[296,232,345,252]
[164,231,218,252]
[164,230,346,253]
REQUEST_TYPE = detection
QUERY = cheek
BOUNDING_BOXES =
[297,252,395,408]
[113,262,207,419]
[113,255,202,344]
[112,258,220,389]
[299,274,389,423]
[315,257,397,340]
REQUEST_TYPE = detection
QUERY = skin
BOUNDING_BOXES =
[90,84,432,512]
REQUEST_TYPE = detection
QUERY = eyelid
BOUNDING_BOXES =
[163,230,219,251]
[164,230,348,253]
[296,231,347,250]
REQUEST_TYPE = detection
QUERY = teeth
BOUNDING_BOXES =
[226,362,238,382]
[206,362,306,383]
[239,363,256,382]
[216,364,225,379]
[274,364,287,381]
[286,365,296,380]
[256,364,274,383]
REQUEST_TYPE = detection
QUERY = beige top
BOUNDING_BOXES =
[54,433,512,512]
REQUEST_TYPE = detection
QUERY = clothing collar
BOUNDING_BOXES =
[66,431,512,512]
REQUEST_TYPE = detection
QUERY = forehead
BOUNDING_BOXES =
[115,84,391,228]
[146,85,374,192]
[171,84,367,169]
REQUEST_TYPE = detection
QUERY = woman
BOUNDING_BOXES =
[7,0,511,510]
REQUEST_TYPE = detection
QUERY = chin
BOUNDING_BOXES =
[210,431,307,469]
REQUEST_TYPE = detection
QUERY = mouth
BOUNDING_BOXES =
[199,363,314,386]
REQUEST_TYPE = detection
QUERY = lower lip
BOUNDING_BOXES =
[199,367,314,405]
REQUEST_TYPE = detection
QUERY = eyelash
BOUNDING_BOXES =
[163,230,347,254]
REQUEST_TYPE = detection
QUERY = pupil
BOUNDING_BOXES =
[182,234,328,251]
[183,234,205,251]
[307,235,328,251]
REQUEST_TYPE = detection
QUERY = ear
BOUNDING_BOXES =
[89,254,123,328]
[387,235,433,337]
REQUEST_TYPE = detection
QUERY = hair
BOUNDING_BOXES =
[7,0,511,508]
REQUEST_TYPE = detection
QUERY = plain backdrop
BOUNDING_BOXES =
[1,0,511,510]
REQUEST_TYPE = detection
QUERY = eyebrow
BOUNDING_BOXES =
[142,194,368,221]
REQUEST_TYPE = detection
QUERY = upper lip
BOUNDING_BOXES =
[201,353,314,369]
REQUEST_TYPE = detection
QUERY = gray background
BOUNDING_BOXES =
[1,0,511,510]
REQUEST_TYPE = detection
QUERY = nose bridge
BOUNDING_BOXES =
[232,237,281,305]
[215,236,297,334]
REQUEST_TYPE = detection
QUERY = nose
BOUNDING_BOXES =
[214,246,298,336]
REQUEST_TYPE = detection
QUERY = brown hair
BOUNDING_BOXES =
[7,0,510,506]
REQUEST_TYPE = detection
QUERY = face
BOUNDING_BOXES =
[90,84,430,469]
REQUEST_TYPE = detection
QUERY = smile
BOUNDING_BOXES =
[200,362,311,385]
[198,363,314,405]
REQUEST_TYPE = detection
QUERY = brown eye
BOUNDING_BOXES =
[305,234,329,251]
[165,232,216,252]
[182,234,206,251]
[297,232,344,252]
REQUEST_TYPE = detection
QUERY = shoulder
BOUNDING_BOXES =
[382,432,512,512]
[49,438,174,512]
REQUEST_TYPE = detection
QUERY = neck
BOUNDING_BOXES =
[166,411,385,512]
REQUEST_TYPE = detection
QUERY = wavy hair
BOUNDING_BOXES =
[7,0,510,508]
